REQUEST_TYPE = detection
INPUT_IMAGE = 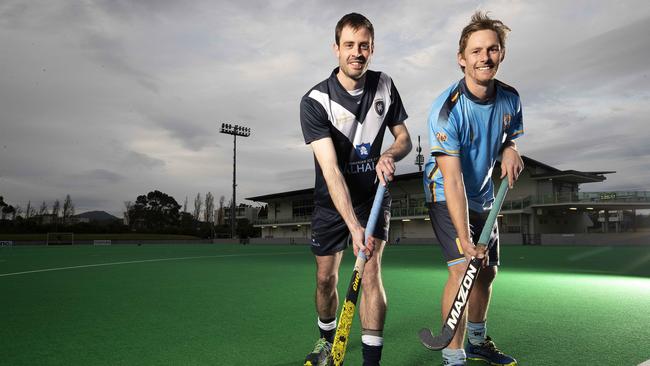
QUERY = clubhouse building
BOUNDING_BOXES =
[247,156,650,245]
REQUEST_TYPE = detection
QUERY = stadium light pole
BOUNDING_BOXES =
[415,135,424,172]
[220,123,251,239]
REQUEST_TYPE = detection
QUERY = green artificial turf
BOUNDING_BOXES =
[1,244,648,365]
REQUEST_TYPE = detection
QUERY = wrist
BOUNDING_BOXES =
[504,141,517,152]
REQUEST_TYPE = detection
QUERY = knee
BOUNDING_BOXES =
[361,263,382,290]
[448,263,467,283]
[316,272,338,293]
[479,266,497,284]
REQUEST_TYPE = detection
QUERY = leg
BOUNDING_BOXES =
[467,265,496,323]
[304,252,344,366]
[359,240,387,366]
[442,261,470,349]
[359,240,387,330]
[315,252,344,320]
[464,218,516,365]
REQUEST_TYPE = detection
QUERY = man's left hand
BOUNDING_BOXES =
[376,153,395,186]
[501,145,524,188]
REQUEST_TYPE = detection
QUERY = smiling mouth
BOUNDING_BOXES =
[476,65,494,71]
[349,58,365,68]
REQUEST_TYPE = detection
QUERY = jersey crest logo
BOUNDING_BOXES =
[503,114,512,129]
[374,99,385,116]
[355,143,371,159]
[435,132,448,143]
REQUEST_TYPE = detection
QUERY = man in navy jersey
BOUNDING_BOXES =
[422,12,524,366]
[300,13,412,366]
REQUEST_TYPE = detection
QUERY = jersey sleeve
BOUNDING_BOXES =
[300,95,330,144]
[428,103,461,157]
[507,97,524,140]
[385,78,408,127]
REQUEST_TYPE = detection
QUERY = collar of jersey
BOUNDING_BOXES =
[459,78,497,105]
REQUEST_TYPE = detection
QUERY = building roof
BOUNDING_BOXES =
[246,155,614,202]
[530,170,614,183]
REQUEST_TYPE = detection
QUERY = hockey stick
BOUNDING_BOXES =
[328,181,388,366]
[419,178,509,350]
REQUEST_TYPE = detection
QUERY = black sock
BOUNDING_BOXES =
[362,343,383,366]
[318,317,336,343]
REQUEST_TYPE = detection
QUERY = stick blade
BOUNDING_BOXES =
[418,327,454,350]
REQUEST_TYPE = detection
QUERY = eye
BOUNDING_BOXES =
[360,44,369,50]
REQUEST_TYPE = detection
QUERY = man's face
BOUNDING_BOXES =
[334,25,373,81]
[458,29,504,86]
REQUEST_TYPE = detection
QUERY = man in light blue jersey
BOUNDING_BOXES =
[422,11,524,366]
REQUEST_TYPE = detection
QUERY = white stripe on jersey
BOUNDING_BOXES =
[307,73,393,149]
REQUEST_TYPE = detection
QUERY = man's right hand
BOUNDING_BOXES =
[351,224,370,258]
[459,238,479,262]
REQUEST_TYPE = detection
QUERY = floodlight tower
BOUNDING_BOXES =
[220,123,251,239]
[415,135,424,172]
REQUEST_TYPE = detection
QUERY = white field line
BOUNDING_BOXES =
[0,251,303,278]
[637,359,650,366]
[567,246,612,262]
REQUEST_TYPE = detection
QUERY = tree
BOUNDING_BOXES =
[128,190,181,231]
[183,196,188,213]
[0,197,12,220]
[38,201,48,216]
[63,194,74,221]
[193,193,202,221]
[13,205,22,220]
[124,201,133,225]
[204,192,214,223]
[218,195,225,225]
[258,204,268,219]
[25,201,33,219]
[52,199,60,219]
[1,205,15,220]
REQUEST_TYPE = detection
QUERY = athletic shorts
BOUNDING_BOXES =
[310,192,391,256]
[427,202,500,267]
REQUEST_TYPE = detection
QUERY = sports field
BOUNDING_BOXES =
[1,243,649,365]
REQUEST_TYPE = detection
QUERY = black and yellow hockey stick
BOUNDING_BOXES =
[329,182,387,366]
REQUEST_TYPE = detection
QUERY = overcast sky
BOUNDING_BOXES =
[1,0,650,217]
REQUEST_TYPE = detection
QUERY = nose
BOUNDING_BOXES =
[479,49,489,62]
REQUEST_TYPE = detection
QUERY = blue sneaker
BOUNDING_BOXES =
[465,336,517,365]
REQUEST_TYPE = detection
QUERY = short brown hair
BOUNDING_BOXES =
[335,13,374,46]
[458,11,510,70]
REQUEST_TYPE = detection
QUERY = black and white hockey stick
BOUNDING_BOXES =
[419,179,509,350]
[328,181,388,366]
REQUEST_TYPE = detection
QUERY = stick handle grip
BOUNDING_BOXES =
[358,182,387,261]
[477,179,509,246]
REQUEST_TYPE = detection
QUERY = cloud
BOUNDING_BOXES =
[2,0,650,217]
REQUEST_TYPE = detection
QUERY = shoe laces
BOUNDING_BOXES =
[312,338,332,354]
[481,336,505,355]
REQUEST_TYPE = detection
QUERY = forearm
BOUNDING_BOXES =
[383,125,412,162]
[323,166,361,232]
[443,176,472,245]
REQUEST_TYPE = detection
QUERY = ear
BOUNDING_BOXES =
[500,48,506,63]
[332,42,340,58]
[457,52,466,69]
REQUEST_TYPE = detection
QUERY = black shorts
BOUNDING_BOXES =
[310,193,391,256]
[427,202,500,267]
